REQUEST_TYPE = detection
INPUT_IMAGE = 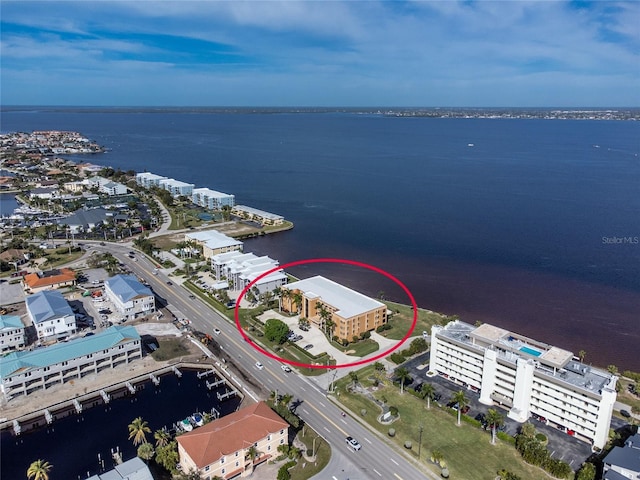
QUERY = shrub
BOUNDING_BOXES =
[404,440,412,449]
[389,406,399,416]
[389,352,406,364]
[360,409,367,416]
[535,433,547,443]
[388,428,396,437]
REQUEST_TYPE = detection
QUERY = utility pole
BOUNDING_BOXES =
[418,425,424,459]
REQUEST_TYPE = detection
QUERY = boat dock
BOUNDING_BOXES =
[0,362,240,435]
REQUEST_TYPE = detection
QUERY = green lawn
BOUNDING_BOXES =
[334,366,553,480]
[380,301,451,341]
[289,427,331,480]
[330,338,379,357]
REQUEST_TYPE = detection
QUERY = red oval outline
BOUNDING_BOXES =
[234,258,417,369]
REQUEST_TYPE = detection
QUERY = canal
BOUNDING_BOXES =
[1,369,242,479]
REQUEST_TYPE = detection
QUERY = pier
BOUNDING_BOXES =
[0,362,242,435]
[205,377,225,390]
[100,390,110,403]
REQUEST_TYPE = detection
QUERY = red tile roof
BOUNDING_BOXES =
[177,401,288,468]
[24,268,76,289]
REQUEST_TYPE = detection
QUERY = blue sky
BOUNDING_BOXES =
[1,1,638,107]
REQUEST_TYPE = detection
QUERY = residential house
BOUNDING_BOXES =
[104,274,156,320]
[23,268,76,293]
[26,289,77,341]
[602,433,640,479]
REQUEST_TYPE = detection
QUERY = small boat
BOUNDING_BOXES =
[191,413,204,427]
[181,418,193,432]
[467,143,474,147]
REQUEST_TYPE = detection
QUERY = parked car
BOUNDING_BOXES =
[303,344,313,350]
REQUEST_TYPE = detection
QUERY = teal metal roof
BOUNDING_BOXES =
[105,274,153,303]
[25,290,74,324]
[0,325,140,379]
[0,315,24,331]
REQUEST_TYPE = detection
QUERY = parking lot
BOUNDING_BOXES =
[397,351,594,469]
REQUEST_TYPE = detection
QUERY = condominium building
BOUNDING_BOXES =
[87,176,128,195]
[210,251,286,294]
[231,205,284,226]
[186,230,243,259]
[192,187,235,210]
[135,172,167,189]
[429,320,617,449]
[26,290,77,341]
[177,401,288,479]
[0,325,142,401]
[160,178,195,197]
[0,315,26,353]
[104,274,156,320]
[280,275,387,342]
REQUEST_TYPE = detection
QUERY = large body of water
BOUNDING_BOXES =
[0,370,242,480]
[1,108,639,371]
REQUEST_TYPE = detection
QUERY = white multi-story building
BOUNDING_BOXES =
[231,205,284,226]
[186,230,243,259]
[159,178,195,197]
[26,290,77,341]
[135,172,167,189]
[211,251,286,294]
[0,325,142,401]
[0,315,26,353]
[192,188,235,210]
[104,274,156,320]
[87,176,128,195]
[429,321,617,450]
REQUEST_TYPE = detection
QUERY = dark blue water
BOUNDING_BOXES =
[0,370,241,480]
[1,109,639,370]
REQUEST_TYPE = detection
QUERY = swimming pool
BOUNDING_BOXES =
[520,346,542,357]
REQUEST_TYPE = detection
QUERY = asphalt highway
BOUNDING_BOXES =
[100,242,438,480]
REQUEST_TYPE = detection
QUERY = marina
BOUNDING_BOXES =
[0,365,243,480]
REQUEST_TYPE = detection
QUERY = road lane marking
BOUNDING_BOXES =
[318,401,326,407]
[364,437,372,444]
[305,402,348,437]
[340,419,347,425]
[373,469,382,476]
[393,474,404,480]
[324,426,331,433]
[299,386,306,391]
[391,458,399,466]
[302,409,310,415]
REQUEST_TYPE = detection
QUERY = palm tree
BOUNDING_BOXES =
[451,390,468,425]
[578,350,587,363]
[396,367,411,395]
[245,445,261,471]
[420,383,436,409]
[137,442,155,462]
[291,292,303,314]
[373,361,386,381]
[485,408,503,444]
[154,428,171,447]
[317,302,331,335]
[27,459,53,480]
[280,393,294,408]
[279,288,291,312]
[128,417,151,446]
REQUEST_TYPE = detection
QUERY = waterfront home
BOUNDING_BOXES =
[280,275,387,342]
[211,251,286,295]
[192,187,235,210]
[429,320,618,450]
[87,175,128,195]
[87,456,153,480]
[0,248,30,268]
[26,289,77,341]
[23,267,77,293]
[0,325,142,401]
[0,315,26,353]
[602,433,640,479]
[186,230,243,259]
[177,401,288,479]
[231,205,284,226]
[104,274,156,320]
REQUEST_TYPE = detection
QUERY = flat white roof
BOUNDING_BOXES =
[193,187,233,198]
[233,205,283,220]
[186,230,242,249]
[285,275,384,318]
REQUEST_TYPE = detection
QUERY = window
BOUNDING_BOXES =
[204,466,210,472]
[221,469,225,475]
[220,457,225,464]
[267,434,271,441]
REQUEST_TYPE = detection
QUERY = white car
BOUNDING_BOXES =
[281,365,292,373]
[255,362,264,370]
[213,328,221,335]
[345,436,362,451]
